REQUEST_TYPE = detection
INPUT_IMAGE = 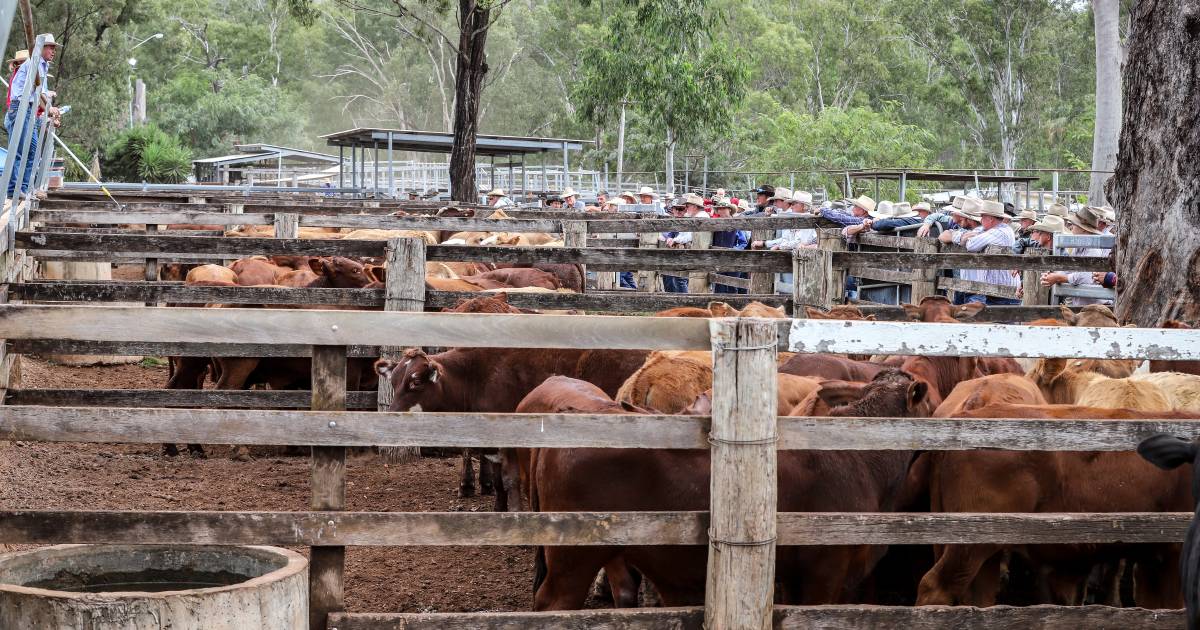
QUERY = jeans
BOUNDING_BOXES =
[663,274,689,292]
[964,294,1021,306]
[619,271,637,289]
[714,272,747,294]
[4,105,39,196]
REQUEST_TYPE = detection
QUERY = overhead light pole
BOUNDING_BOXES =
[127,33,164,127]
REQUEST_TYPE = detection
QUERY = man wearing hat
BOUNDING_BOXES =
[561,188,585,210]
[544,194,564,209]
[763,187,792,215]
[659,193,710,292]
[1014,209,1038,237]
[711,198,749,294]
[486,188,512,208]
[752,184,776,213]
[942,199,1020,305]
[5,34,60,198]
[917,196,972,237]
[750,191,818,251]
[1095,205,1116,234]
[618,190,638,204]
[1012,214,1065,253]
[1040,207,1112,306]
[847,200,922,236]
[821,195,873,227]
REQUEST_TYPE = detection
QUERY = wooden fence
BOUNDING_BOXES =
[0,306,1196,629]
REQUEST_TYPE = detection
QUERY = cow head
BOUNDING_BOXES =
[376,349,446,412]
[826,369,928,418]
[902,296,983,323]
[1070,304,1120,328]
[804,305,876,321]
[308,257,377,288]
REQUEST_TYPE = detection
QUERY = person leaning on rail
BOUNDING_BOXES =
[1039,206,1113,306]
[5,34,61,200]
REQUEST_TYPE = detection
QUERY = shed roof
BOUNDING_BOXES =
[193,145,340,168]
[321,128,590,156]
[846,169,1040,184]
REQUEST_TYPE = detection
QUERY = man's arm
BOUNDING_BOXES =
[962,228,1011,252]
[819,206,864,226]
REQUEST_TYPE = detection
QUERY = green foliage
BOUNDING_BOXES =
[102,125,193,184]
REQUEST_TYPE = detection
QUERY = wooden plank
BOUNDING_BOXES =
[706,319,778,630]
[0,406,713,449]
[6,388,377,409]
[583,216,837,233]
[8,339,381,358]
[300,214,563,233]
[310,344,348,630]
[816,230,847,305]
[13,281,384,306]
[0,306,715,350]
[837,251,1111,272]
[330,608,704,630]
[28,251,230,264]
[854,233,921,250]
[773,605,1183,629]
[426,245,793,272]
[936,276,1022,300]
[377,237,426,461]
[0,510,1191,547]
[793,248,833,311]
[908,239,938,303]
[274,212,299,239]
[748,229,775,295]
[709,273,752,290]
[787,318,1200,360]
[687,232,713,294]
[18,231,383,257]
[852,267,919,285]
[30,210,273,226]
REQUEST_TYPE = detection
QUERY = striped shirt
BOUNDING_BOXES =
[1060,246,1112,306]
[953,224,1019,287]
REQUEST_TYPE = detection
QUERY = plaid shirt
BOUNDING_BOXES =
[952,223,1019,287]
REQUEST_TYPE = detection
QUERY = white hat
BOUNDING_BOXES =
[561,187,578,198]
[977,199,1008,219]
[619,190,638,203]
[951,197,982,221]
[912,202,931,213]
[850,195,876,214]
[867,200,895,219]
[637,186,660,200]
[770,187,793,202]
[39,34,59,48]
[603,197,623,208]
[891,202,917,218]
[791,190,813,205]
[486,188,506,198]
[1029,214,1066,234]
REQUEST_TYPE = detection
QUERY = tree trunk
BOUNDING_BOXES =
[1112,0,1200,326]
[448,0,490,203]
[1089,0,1122,205]
[664,126,675,197]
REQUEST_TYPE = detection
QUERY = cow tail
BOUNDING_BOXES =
[529,457,547,595]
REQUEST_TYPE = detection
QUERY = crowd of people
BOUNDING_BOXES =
[483,183,1117,305]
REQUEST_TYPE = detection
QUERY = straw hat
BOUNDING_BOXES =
[1065,206,1103,234]
[603,197,623,208]
[867,200,894,219]
[1017,209,1038,221]
[892,202,917,218]
[561,187,578,198]
[637,186,660,200]
[1029,214,1066,234]
[486,188,506,198]
[7,49,28,68]
[1045,203,1068,217]
[912,202,932,213]
[1097,205,1116,222]
[977,199,1009,220]
[683,193,706,207]
[951,198,982,222]
[619,190,638,203]
[791,190,813,205]
[770,187,793,202]
[849,195,876,214]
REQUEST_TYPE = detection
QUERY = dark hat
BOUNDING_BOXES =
[753,184,775,196]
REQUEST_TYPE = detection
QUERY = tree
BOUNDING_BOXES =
[1111,0,1200,327]
[573,0,749,195]
[1088,0,1121,205]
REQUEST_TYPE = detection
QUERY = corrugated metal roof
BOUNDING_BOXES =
[320,128,590,156]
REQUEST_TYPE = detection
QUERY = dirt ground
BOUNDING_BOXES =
[0,356,536,613]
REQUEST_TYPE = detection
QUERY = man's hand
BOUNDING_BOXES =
[665,237,676,248]
[916,223,932,238]
[750,240,765,249]
[1091,272,1106,284]
[938,229,957,243]
[1040,272,1069,287]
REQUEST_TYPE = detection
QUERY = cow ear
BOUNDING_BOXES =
[367,265,386,283]
[804,306,830,319]
[708,301,738,317]
[907,380,929,409]
[309,257,327,276]
[374,359,397,379]
[426,365,439,383]
[493,291,508,303]
[1138,434,1199,470]
[862,314,877,321]
[954,302,985,321]
[816,380,866,409]
[901,303,922,321]
[1059,305,1077,325]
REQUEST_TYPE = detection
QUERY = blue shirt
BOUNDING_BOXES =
[871,216,922,233]
[819,206,864,226]
[9,58,48,108]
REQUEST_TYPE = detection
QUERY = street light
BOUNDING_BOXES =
[127,33,164,127]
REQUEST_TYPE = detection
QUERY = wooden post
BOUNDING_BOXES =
[908,238,938,303]
[749,229,774,294]
[687,231,713,294]
[595,228,617,291]
[274,212,299,240]
[705,318,778,630]
[188,196,206,205]
[816,229,846,304]
[793,247,833,314]
[309,344,347,630]
[637,231,659,293]
[144,224,160,307]
[376,237,426,461]
[563,221,587,290]
[1022,248,1052,306]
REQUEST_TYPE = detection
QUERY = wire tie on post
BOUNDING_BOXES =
[707,433,779,447]
[710,341,776,352]
[708,529,777,548]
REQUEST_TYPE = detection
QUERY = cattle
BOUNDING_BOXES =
[443,292,530,314]
[230,256,285,286]
[917,403,1200,608]
[1137,434,1200,630]
[426,262,462,279]
[425,276,508,292]
[528,369,929,609]
[374,345,649,501]
[684,373,823,416]
[184,264,237,285]
[493,264,585,293]
[472,268,561,290]
[1028,358,1188,407]
[708,300,787,318]
[617,350,800,414]
[779,353,884,383]
[341,228,440,245]
[654,306,713,318]
[901,295,984,323]
[804,305,876,320]
[932,373,1047,418]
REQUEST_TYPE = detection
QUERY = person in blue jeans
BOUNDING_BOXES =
[5,35,58,198]
[710,199,749,294]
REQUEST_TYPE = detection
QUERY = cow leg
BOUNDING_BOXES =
[479,451,496,496]
[459,448,476,498]
[534,547,619,611]
[163,443,181,457]
[1132,546,1184,609]
[917,544,1003,605]
[498,448,523,512]
[604,559,641,608]
[1085,559,1125,606]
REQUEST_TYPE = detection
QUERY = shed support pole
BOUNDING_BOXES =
[338,146,344,191]
[705,318,778,630]
[387,132,396,198]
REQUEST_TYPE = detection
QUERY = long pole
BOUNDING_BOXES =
[616,100,627,191]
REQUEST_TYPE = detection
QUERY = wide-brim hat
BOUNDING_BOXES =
[1098,205,1116,222]
[1066,207,1103,234]
[619,190,638,203]
[683,193,706,207]
[850,195,876,214]
[39,34,59,48]
[7,49,28,66]
[1029,214,1066,234]
[486,188,506,197]
[637,186,660,200]
[770,187,793,202]
[867,200,895,219]
[977,199,1009,219]
[951,198,982,222]
[1045,203,1068,217]
[603,198,623,208]
[912,202,931,213]
[791,190,813,205]
[561,187,578,198]
[892,202,917,218]
[1017,209,1037,221]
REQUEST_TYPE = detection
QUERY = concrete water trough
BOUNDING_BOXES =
[0,545,307,629]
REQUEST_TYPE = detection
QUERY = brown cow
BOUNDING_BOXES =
[230,257,285,286]
[184,264,238,284]
[528,369,929,609]
[684,373,823,416]
[918,403,1199,608]
[493,264,585,292]
[933,373,1047,418]
[654,306,713,318]
[374,345,650,501]
[1152,320,1200,376]
[779,354,885,383]
[473,268,561,290]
